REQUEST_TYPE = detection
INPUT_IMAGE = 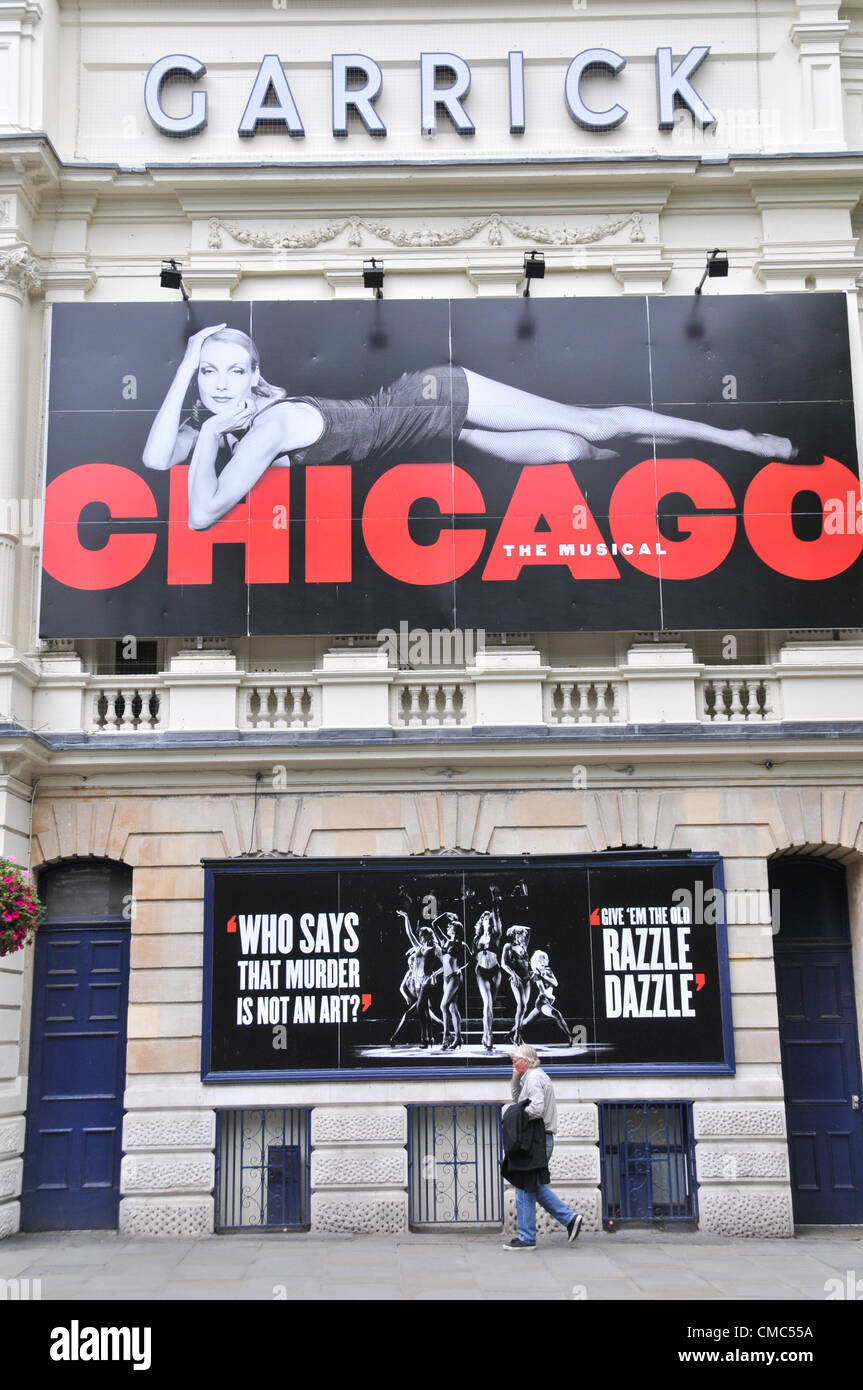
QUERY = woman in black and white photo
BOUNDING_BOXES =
[389,909,439,1048]
[501,924,532,1046]
[432,913,469,1052]
[473,901,503,1053]
[522,948,574,1043]
[143,323,799,531]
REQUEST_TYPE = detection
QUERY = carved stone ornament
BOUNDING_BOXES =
[208,210,646,252]
[0,245,41,295]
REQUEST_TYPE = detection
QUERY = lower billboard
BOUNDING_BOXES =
[202,853,734,1079]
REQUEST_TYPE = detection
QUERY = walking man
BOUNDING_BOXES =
[503,1043,583,1250]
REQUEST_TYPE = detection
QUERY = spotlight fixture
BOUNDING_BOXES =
[160,258,190,301]
[694,248,729,295]
[363,257,384,299]
[522,249,545,297]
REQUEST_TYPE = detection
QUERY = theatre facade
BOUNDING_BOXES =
[1,0,863,1241]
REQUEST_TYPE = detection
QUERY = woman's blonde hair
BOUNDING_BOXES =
[190,327,286,423]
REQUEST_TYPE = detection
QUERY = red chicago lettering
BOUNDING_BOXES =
[42,464,157,589]
[482,464,618,579]
[744,456,863,579]
[305,465,351,582]
[362,464,485,585]
[167,466,291,584]
[609,458,736,579]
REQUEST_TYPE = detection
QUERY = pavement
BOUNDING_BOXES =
[1,1224,861,1301]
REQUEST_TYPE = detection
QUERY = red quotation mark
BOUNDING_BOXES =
[695,974,705,992]
[590,908,600,925]
[361,994,373,1013]
[227,915,237,934]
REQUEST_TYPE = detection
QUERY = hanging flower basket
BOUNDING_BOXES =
[0,857,43,958]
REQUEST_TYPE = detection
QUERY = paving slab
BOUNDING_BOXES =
[1,1227,859,1301]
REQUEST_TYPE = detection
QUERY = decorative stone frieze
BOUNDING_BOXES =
[120,1153,214,1195]
[698,1188,794,1238]
[123,1110,215,1152]
[311,1146,407,1189]
[311,1192,407,1234]
[693,1104,786,1139]
[311,1105,407,1145]
[119,1196,214,1238]
[209,210,645,253]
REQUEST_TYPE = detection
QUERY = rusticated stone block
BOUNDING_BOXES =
[554,1105,599,1141]
[695,1144,789,1183]
[0,1116,25,1159]
[120,1153,214,1195]
[698,1187,793,1237]
[693,1104,786,1140]
[311,1105,406,1146]
[548,1146,601,1184]
[0,1200,20,1238]
[119,1196,213,1238]
[311,1192,407,1234]
[123,1110,215,1152]
[311,1147,407,1189]
[0,1157,22,1200]
[504,1186,601,1235]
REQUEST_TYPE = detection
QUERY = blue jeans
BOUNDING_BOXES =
[515,1134,576,1245]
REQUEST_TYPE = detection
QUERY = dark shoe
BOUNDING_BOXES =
[502,1238,536,1251]
[567,1214,583,1243]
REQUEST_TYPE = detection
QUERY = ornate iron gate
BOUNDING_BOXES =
[215,1108,311,1232]
[408,1104,503,1227]
[599,1102,697,1226]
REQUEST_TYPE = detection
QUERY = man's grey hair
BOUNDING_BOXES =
[514,1043,539,1067]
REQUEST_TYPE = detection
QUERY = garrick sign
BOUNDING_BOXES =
[144,46,717,139]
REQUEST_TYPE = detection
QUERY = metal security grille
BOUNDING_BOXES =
[599,1102,697,1226]
[408,1104,503,1228]
[215,1109,311,1232]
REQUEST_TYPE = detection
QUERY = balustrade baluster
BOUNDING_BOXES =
[577,681,592,724]
[119,689,135,730]
[441,683,457,725]
[558,682,575,725]
[407,683,423,727]
[273,687,288,730]
[729,681,745,721]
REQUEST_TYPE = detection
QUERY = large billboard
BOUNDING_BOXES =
[41,294,861,637]
[202,853,734,1080]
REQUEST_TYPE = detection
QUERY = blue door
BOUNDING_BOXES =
[21,896,130,1230]
[771,859,863,1224]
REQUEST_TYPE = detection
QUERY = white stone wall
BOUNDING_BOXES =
[38,2,847,166]
[0,0,861,1242]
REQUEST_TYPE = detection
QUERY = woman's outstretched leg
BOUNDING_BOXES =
[461,369,796,461]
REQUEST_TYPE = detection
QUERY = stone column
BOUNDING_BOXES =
[790,5,849,150]
[0,244,40,652]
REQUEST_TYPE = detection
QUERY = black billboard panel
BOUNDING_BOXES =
[41,295,862,637]
[202,853,734,1080]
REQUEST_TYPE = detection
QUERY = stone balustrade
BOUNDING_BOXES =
[22,640,863,734]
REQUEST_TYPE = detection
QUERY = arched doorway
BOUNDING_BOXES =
[20,859,131,1231]
[769,856,863,1223]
